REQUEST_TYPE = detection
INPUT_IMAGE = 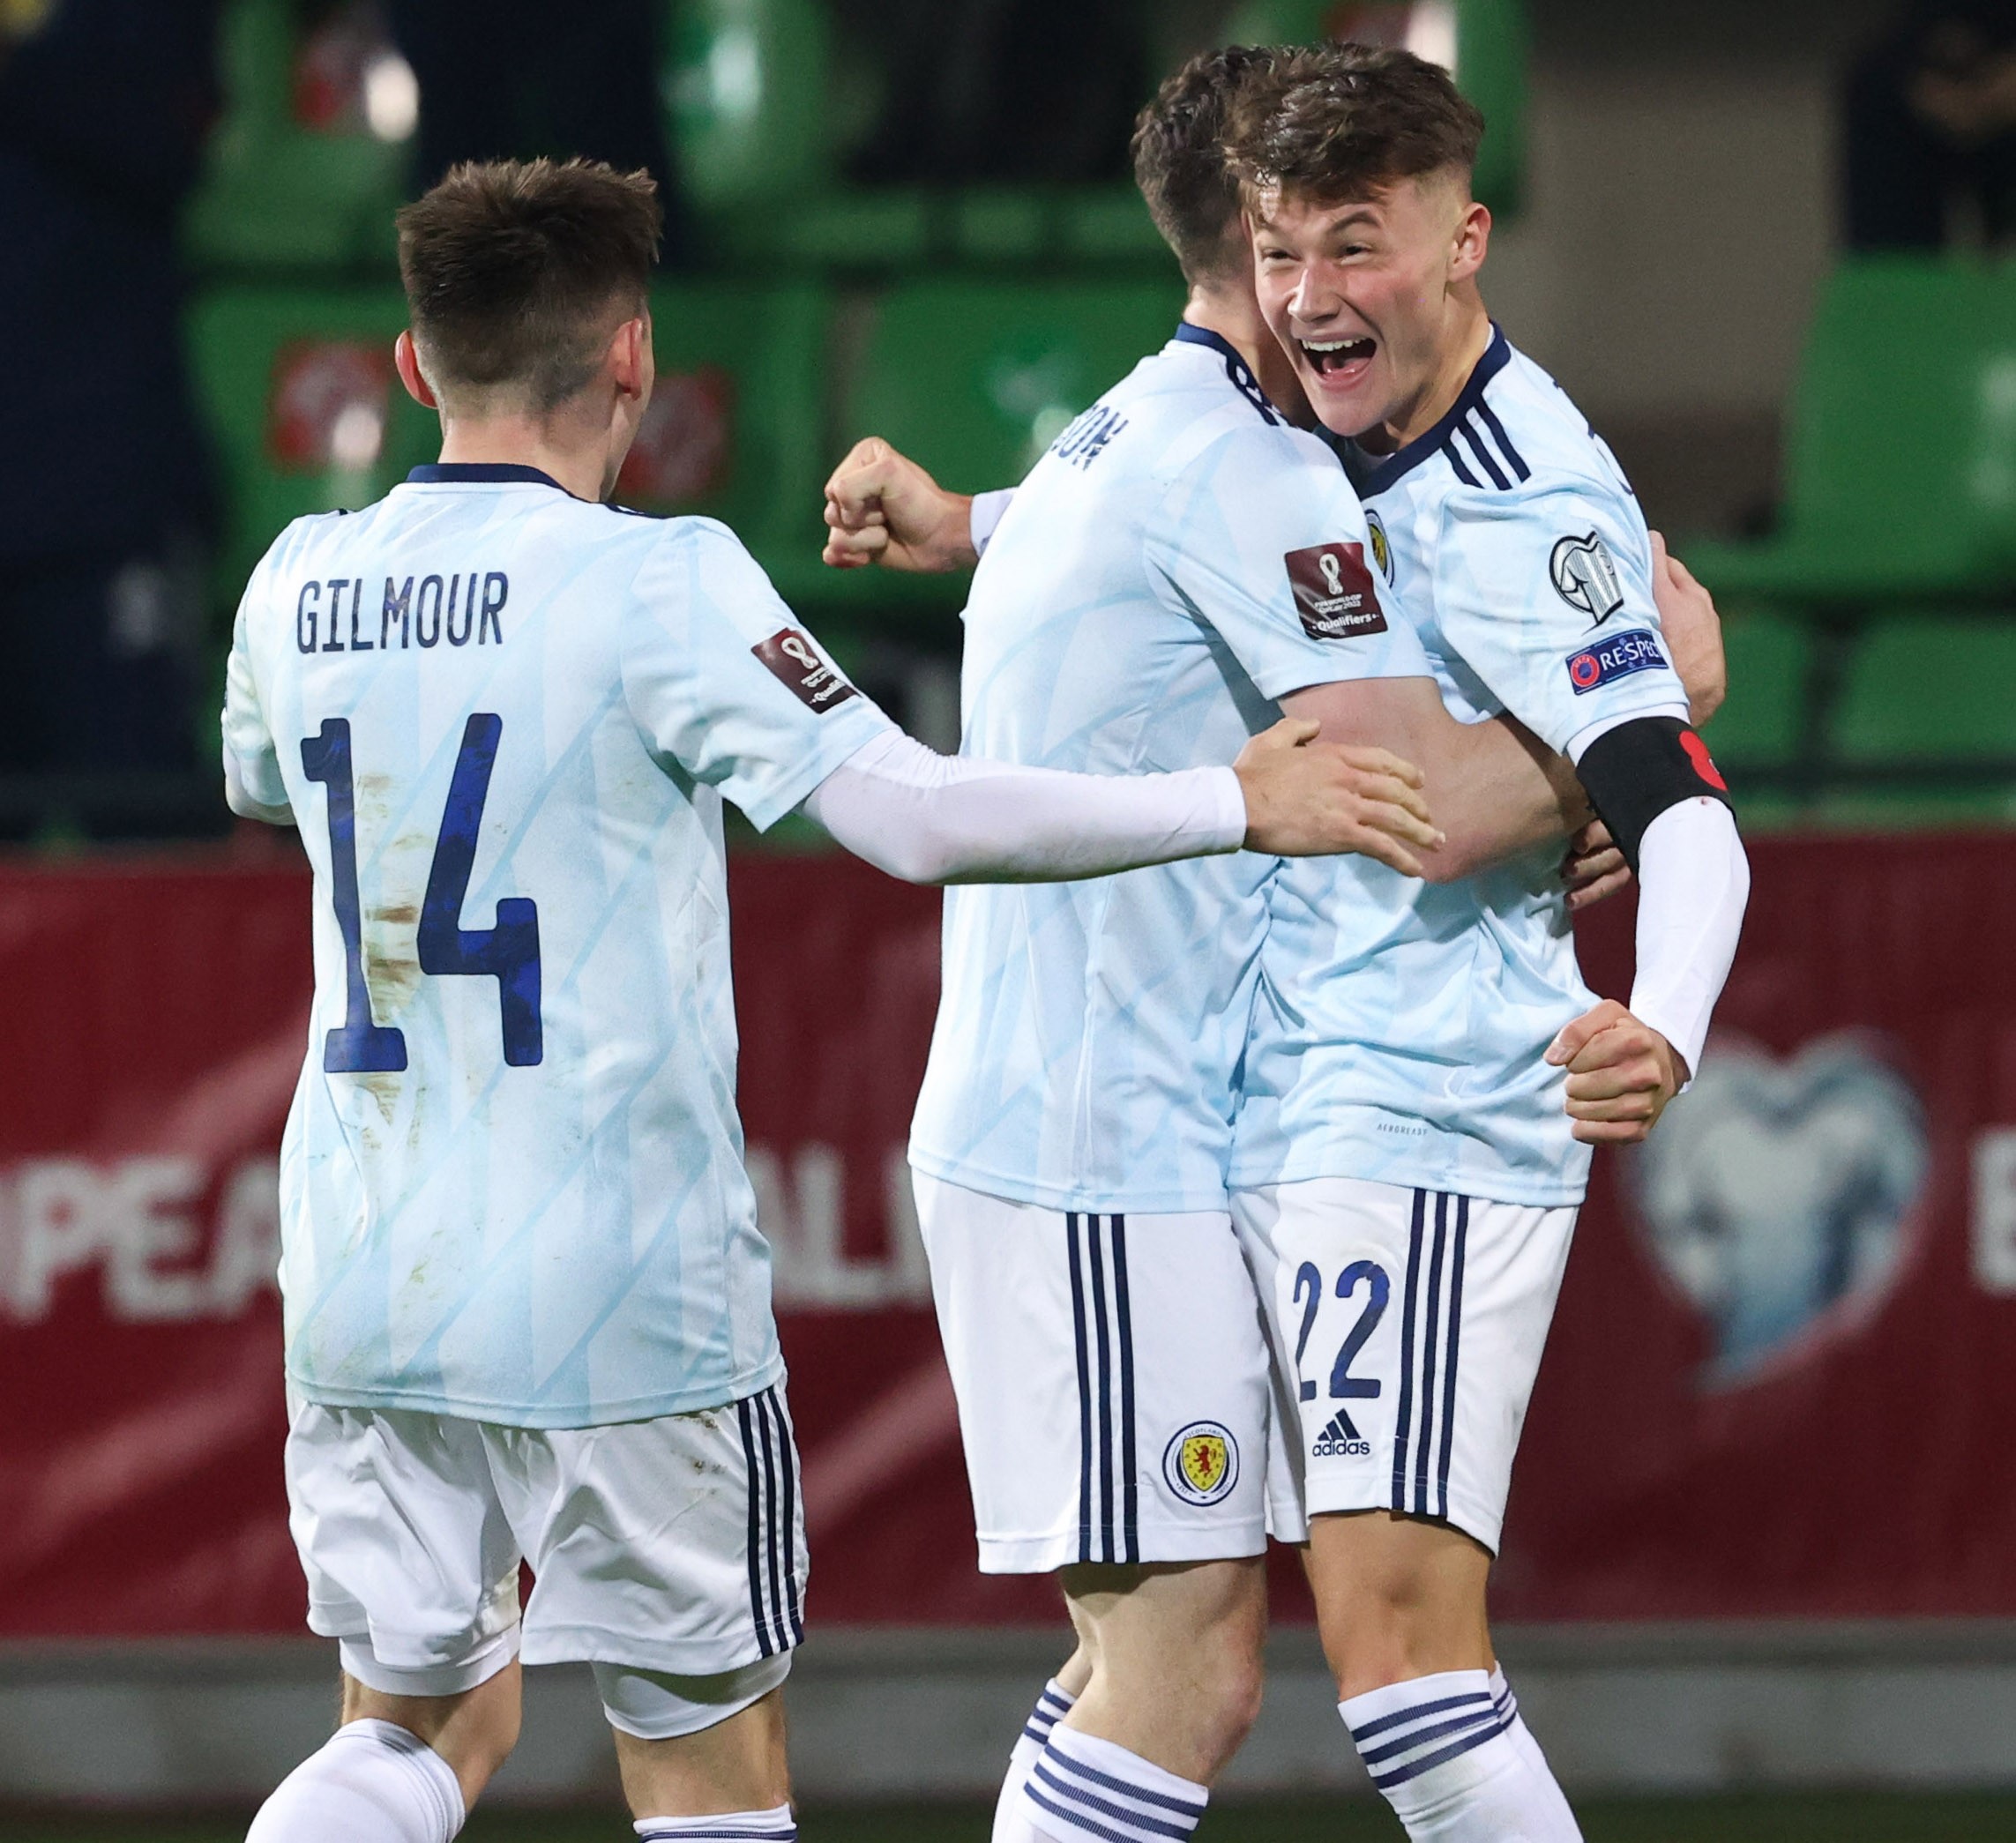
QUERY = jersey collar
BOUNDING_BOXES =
[1172,321,1283,426]
[1344,322,1512,499]
[407,462,570,491]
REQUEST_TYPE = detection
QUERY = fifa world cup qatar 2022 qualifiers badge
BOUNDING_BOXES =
[1283,541,1389,641]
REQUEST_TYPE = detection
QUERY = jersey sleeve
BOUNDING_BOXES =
[220,561,293,822]
[622,518,897,830]
[1145,423,1433,701]
[1430,474,1688,756]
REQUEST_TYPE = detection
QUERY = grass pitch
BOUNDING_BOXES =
[7,1794,2016,1841]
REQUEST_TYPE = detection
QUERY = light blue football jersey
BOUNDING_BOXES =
[909,326,1435,1214]
[1233,327,1690,1206]
[221,463,892,1427]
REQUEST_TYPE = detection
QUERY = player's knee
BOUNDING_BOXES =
[1183,1597,1267,1768]
[1209,1642,1267,1759]
[469,1683,524,1780]
[340,1660,524,1799]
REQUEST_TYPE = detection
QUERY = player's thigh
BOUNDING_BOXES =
[1062,1556,1268,1684]
[286,1400,524,1695]
[483,1385,806,1688]
[1232,1180,1578,1555]
[915,1173,1273,1573]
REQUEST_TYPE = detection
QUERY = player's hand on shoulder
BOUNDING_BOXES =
[1561,817,1632,911]
[1233,718,1441,873]
[1546,996,1685,1144]
[1649,531,1726,726]
[822,436,978,574]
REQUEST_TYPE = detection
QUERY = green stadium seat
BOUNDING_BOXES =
[1831,614,2016,763]
[1688,261,2016,604]
[188,289,430,601]
[1220,1,1528,216]
[841,279,1187,494]
[666,0,831,213]
[1804,787,2016,828]
[184,0,410,273]
[953,190,1057,266]
[1702,610,1811,772]
[1059,188,1180,269]
[190,283,834,611]
[620,283,833,586]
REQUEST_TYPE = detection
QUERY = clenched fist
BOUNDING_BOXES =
[1545,997,1686,1145]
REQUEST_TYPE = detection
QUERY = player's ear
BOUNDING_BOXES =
[394,331,438,411]
[608,315,652,405]
[1450,198,1490,283]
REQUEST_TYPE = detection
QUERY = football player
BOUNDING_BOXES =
[221,154,1437,1843]
[822,48,1731,1843]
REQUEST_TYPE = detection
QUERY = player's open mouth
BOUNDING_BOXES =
[1300,335,1377,384]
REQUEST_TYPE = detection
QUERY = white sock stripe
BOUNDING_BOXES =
[1026,1770,1198,1843]
[1366,1702,1518,1790]
[1043,1733,1208,1816]
[640,1823,798,1839]
[1358,1701,1505,1770]
[1032,1753,1206,1831]
[1028,1682,1076,1732]
[635,1808,796,1840]
[1027,1780,1149,1843]
[1348,1687,1494,1744]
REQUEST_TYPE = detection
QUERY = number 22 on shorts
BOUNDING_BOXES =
[1291,1259,1392,1403]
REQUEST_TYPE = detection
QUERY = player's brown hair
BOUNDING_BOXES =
[1131,45,1283,287]
[1224,42,1484,211]
[396,157,663,414]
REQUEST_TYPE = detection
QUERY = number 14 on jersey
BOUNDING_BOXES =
[301,713,543,1073]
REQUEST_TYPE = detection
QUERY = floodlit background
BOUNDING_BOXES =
[3,2,2016,1839]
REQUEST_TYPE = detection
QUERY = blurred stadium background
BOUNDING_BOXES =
[4,0,2016,1838]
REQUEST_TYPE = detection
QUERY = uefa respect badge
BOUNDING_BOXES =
[1564,628,1669,695]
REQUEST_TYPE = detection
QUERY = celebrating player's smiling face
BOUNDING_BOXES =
[1248,168,1490,450]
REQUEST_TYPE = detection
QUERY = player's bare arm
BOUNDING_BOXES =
[1281,576,1730,891]
[821,436,980,573]
[1651,529,1726,726]
[1231,720,1437,868]
[1281,675,1584,881]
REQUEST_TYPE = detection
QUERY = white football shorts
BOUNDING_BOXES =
[1232,1177,1578,1555]
[285,1384,807,1707]
[915,1172,1283,1573]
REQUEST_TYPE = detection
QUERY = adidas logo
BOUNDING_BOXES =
[1312,1408,1372,1459]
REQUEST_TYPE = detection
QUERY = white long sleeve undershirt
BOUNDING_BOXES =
[799,728,1247,885]
[1624,795,1750,1078]
[969,489,1017,557]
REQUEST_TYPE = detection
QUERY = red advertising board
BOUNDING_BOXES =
[3,837,2014,1636]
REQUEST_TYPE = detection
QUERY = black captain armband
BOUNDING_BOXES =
[1574,716,1733,872]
